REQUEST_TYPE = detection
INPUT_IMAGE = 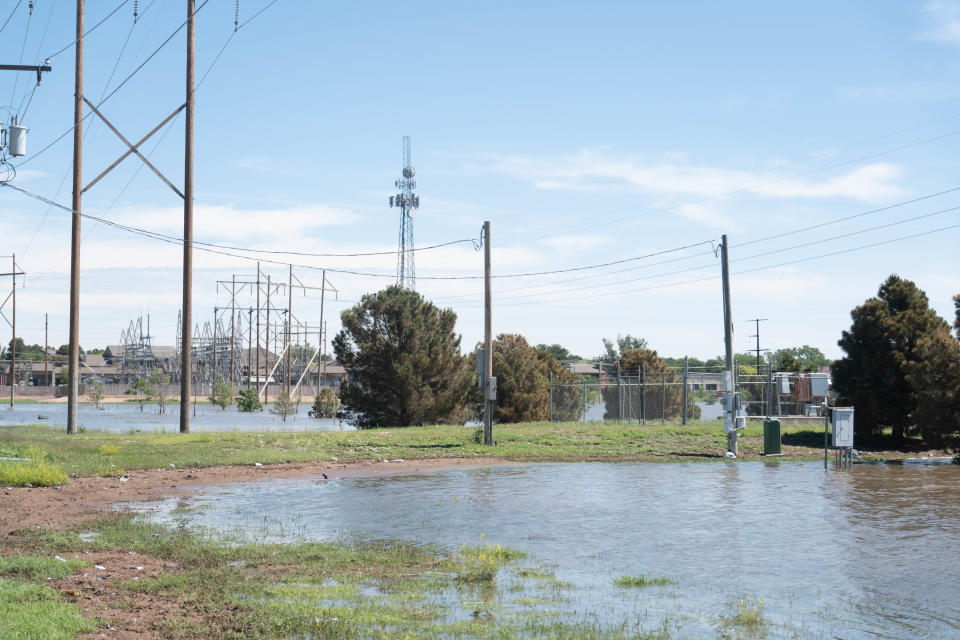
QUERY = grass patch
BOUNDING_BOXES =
[614,574,675,588]
[0,578,98,639]
[6,515,684,639]
[0,418,865,480]
[0,459,68,487]
[0,555,87,581]
[452,544,526,583]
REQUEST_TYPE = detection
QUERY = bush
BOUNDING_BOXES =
[452,544,525,583]
[237,388,262,412]
[310,387,339,419]
[0,459,68,487]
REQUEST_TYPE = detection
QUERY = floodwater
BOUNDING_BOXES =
[139,459,960,638]
[0,401,354,432]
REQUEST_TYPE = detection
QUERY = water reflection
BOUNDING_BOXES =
[142,461,960,638]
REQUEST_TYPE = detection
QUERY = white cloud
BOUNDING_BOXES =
[676,203,737,230]
[920,1,960,44]
[490,149,906,203]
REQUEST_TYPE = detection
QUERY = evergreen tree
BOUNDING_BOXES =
[486,334,579,423]
[333,286,473,428]
[905,326,960,444]
[209,374,233,410]
[833,275,949,442]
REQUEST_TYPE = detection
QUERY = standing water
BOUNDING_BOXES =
[141,460,960,638]
[1,402,353,432]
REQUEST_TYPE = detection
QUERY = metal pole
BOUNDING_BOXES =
[682,356,688,426]
[721,234,736,455]
[230,275,235,395]
[10,255,15,407]
[641,363,646,425]
[179,0,195,434]
[483,221,493,446]
[581,379,586,423]
[67,0,84,435]
[616,361,622,421]
[661,370,666,424]
[549,371,553,422]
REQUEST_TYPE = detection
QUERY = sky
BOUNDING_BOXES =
[1,0,960,362]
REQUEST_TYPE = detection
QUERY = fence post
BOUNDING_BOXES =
[766,364,774,416]
[641,363,646,426]
[661,371,666,424]
[616,361,622,421]
[682,356,688,426]
[581,378,587,423]
[549,371,553,422]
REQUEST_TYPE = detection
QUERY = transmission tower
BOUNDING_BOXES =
[389,136,419,289]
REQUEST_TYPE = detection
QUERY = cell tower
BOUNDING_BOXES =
[389,136,419,289]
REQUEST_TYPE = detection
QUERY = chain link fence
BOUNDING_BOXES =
[548,364,831,422]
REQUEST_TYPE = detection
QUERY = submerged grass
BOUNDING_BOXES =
[5,514,674,639]
[613,574,676,588]
[0,418,848,478]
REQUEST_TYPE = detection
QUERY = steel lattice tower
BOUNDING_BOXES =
[389,136,419,289]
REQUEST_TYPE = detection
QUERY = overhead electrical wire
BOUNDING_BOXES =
[9,0,34,106]
[451,223,960,309]
[16,0,210,170]
[46,0,131,59]
[16,0,59,121]
[0,0,24,37]
[510,127,960,247]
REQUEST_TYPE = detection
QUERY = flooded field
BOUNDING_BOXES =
[1,401,353,432]
[138,460,960,638]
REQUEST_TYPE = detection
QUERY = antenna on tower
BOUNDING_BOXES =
[389,136,419,289]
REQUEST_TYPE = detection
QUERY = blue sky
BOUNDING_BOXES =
[1,0,959,361]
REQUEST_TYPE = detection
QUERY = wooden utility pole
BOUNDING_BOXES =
[44,313,49,387]
[67,0,84,434]
[229,275,236,395]
[179,0,196,433]
[265,274,271,404]
[483,221,494,446]
[286,264,292,395]
[255,264,260,393]
[9,255,15,407]
[721,234,737,455]
[212,307,218,392]
[318,269,326,391]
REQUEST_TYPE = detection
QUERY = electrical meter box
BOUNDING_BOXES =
[832,407,854,447]
[485,376,497,401]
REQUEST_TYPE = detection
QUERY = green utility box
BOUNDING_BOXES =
[763,418,782,455]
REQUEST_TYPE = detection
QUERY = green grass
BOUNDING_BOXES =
[0,445,69,487]
[614,574,675,588]
[0,556,87,581]
[5,515,672,639]
[0,418,871,478]
[0,578,98,639]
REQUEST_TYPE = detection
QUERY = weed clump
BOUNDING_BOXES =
[0,447,68,487]
[614,574,675,588]
[453,544,525,583]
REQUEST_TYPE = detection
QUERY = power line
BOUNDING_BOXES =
[736,185,960,247]
[507,128,960,247]
[46,0,131,60]
[0,1,24,37]
[446,223,960,309]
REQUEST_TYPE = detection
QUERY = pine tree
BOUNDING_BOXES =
[833,275,949,442]
[905,326,960,445]
[333,286,473,428]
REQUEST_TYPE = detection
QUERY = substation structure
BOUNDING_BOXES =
[175,266,337,402]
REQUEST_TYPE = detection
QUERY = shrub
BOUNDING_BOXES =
[614,574,675,587]
[98,444,120,456]
[452,544,525,583]
[237,388,263,412]
[0,460,68,487]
